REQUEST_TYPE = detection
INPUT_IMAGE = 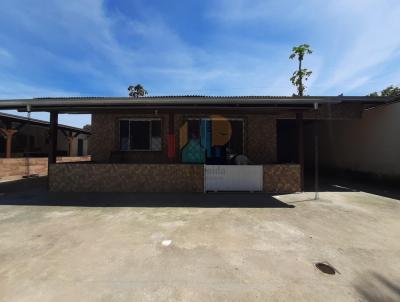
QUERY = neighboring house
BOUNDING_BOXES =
[0,95,396,193]
[0,112,90,158]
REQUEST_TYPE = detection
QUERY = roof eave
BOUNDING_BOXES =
[0,96,395,112]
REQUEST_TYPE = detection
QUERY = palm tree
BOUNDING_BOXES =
[128,84,148,97]
[289,44,313,96]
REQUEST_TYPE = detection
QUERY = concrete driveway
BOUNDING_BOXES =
[0,178,399,301]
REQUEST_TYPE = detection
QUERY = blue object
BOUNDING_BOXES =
[200,120,212,157]
[181,139,205,163]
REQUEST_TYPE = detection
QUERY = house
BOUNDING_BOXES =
[0,112,90,158]
[0,95,396,192]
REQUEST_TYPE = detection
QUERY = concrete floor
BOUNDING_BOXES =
[0,179,399,301]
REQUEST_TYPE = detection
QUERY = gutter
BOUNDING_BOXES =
[363,96,400,111]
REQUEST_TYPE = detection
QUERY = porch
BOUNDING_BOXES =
[0,95,386,194]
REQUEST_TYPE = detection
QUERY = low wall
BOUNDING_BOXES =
[49,164,204,192]
[0,156,91,181]
[49,163,301,193]
[263,164,301,193]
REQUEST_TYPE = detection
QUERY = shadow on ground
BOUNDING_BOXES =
[354,272,400,302]
[0,177,294,208]
[305,173,400,201]
[2,173,398,207]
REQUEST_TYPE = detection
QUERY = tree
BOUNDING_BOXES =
[369,85,400,97]
[83,124,91,132]
[289,44,313,96]
[128,84,148,97]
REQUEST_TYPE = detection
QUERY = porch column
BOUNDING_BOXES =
[314,119,319,200]
[48,111,58,165]
[67,136,74,156]
[0,128,17,158]
[296,112,304,191]
[65,131,76,156]
[168,112,176,161]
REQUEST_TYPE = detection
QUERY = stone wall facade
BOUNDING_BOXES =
[247,115,276,164]
[49,163,300,193]
[263,164,301,193]
[89,113,170,163]
[49,163,204,192]
[0,156,91,181]
[89,112,277,164]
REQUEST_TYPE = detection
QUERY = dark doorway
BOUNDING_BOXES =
[277,120,298,163]
[77,139,83,156]
[0,136,5,156]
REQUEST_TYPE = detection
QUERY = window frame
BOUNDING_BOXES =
[119,118,162,152]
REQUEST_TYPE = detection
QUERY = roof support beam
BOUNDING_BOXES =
[314,120,320,200]
[48,111,58,165]
[0,128,17,158]
[296,113,304,191]
[168,113,176,161]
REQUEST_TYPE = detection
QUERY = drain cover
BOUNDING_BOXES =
[315,262,336,275]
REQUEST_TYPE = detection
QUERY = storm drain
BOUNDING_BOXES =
[315,262,336,275]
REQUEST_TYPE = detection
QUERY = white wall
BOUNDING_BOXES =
[317,102,400,177]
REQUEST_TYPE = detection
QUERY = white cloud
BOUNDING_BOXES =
[0,48,13,62]
[207,0,293,22]
[0,78,79,99]
[0,0,138,95]
[0,78,91,128]
[207,0,400,95]
[316,0,400,94]
[1,0,399,101]
[0,0,303,97]
[0,77,90,128]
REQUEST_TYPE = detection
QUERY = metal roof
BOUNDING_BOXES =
[0,112,90,134]
[0,95,396,113]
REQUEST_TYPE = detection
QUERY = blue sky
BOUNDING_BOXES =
[1,0,400,127]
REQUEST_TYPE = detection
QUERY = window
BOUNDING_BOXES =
[181,118,244,164]
[119,119,162,151]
